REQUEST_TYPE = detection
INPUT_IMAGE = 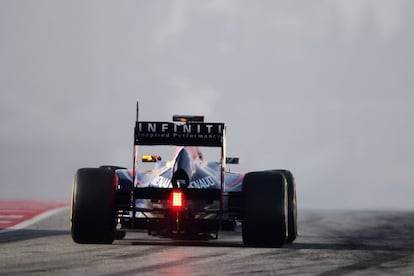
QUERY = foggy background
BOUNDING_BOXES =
[1,1,413,210]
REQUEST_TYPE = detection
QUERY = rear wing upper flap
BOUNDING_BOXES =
[135,121,225,147]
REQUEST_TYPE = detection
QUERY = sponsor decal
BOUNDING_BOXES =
[189,176,216,189]
[149,175,217,189]
[135,122,224,146]
[150,176,172,188]
[138,122,223,134]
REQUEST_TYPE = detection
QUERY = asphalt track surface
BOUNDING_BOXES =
[0,208,413,275]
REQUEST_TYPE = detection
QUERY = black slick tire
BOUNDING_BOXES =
[276,170,298,243]
[99,165,126,171]
[71,168,116,244]
[242,170,287,247]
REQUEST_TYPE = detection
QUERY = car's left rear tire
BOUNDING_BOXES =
[71,168,116,244]
[99,165,126,171]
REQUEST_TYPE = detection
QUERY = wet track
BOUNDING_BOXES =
[1,208,413,275]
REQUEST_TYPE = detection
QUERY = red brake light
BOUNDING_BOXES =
[171,190,184,209]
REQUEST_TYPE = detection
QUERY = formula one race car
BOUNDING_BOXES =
[71,102,297,247]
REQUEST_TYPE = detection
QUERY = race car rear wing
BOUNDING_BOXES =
[131,101,227,223]
[135,121,225,147]
[134,101,225,147]
[133,100,226,180]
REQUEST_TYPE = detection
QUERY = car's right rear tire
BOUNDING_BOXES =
[242,170,287,247]
[276,170,298,243]
[71,168,116,244]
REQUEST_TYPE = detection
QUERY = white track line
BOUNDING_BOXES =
[0,206,69,234]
